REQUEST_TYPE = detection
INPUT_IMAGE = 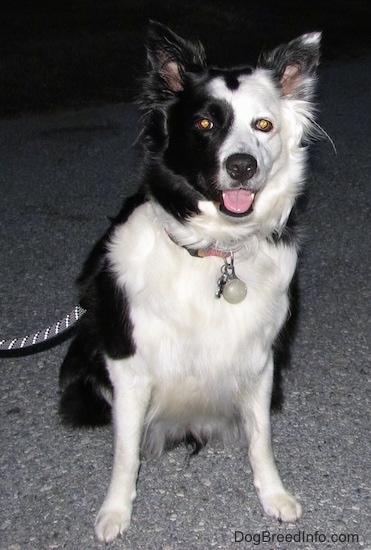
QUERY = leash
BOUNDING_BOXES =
[0,305,86,353]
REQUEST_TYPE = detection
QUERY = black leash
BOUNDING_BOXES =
[0,305,85,354]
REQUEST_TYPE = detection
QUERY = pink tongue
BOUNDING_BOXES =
[222,189,254,214]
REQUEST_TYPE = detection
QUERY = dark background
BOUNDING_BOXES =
[1,0,371,117]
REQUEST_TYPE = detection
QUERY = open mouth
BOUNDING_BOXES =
[220,189,255,217]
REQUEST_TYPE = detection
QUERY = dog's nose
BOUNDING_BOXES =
[226,154,257,183]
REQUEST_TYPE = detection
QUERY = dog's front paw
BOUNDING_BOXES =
[95,504,132,542]
[261,491,302,523]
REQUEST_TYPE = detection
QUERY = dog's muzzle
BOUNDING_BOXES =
[220,154,258,217]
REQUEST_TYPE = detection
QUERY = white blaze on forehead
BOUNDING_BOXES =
[208,72,280,128]
[207,72,281,161]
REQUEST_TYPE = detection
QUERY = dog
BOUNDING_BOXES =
[59,21,321,542]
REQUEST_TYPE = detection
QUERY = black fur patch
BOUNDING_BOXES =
[59,310,113,427]
[271,208,298,247]
[59,192,146,427]
[95,267,136,360]
[210,67,253,91]
[142,78,235,221]
[271,271,300,412]
[77,190,147,299]
[224,72,240,90]
[59,334,112,427]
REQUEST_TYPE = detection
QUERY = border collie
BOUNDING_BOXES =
[59,21,321,542]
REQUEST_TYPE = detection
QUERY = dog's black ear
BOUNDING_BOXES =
[146,21,206,93]
[259,32,321,99]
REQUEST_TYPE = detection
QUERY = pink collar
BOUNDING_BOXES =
[187,245,231,258]
[166,230,232,258]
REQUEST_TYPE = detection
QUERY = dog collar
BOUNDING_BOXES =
[166,231,231,258]
[184,244,231,258]
[166,231,247,303]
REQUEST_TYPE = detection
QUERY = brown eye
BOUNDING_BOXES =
[197,118,214,131]
[254,119,273,132]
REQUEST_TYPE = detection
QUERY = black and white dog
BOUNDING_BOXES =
[59,22,321,542]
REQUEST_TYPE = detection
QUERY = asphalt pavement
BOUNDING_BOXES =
[0,56,370,549]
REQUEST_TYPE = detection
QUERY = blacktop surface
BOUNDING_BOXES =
[0,3,370,549]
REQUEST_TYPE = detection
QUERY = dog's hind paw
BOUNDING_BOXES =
[95,505,132,542]
[261,491,302,523]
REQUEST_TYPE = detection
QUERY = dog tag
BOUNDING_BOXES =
[223,275,247,304]
[215,255,247,304]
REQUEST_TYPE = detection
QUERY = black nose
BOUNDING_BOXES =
[226,154,257,183]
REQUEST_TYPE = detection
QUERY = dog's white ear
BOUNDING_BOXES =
[146,21,206,93]
[260,32,321,99]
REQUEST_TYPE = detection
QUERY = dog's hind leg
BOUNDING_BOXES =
[243,353,302,522]
[95,357,151,543]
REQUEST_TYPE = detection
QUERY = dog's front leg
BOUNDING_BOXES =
[243,354,302,523]
[95,358,151,543]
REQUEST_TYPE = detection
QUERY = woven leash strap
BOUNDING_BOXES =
[0,305,86,351]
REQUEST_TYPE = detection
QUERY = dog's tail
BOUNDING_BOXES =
[59,330,112,427]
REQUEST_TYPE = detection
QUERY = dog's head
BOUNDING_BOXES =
[140,21,321,246]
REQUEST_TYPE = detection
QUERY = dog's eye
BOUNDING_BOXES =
[196,118,214,131]
[254,119,273,132]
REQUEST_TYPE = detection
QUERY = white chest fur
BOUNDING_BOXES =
[108,203,296,388]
